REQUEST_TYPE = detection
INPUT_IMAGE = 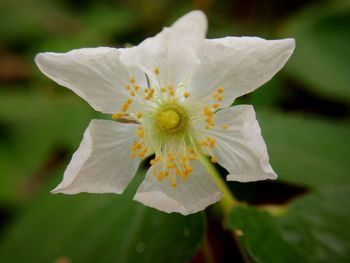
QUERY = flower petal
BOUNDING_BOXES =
[134,160,222,215]
[120,10,207,88]
[52,120,142,194]
[206,105,277,182]
[189,37,295,107]
[35,47,147,114]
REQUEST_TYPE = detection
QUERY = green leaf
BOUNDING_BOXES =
[226,111,350,262]
[258,112,350,189]
[284,2,350,102]
[0,168,205,263]
[227,186,350,262]
[0,90,98,202]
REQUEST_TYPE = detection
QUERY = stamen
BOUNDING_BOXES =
[112,113,124,120]
[136,112,143,119]
[136,126,144,138]
[154,67,160,75]
[168,86,175,96]
[124,84,131,90]
[217,86,224,93]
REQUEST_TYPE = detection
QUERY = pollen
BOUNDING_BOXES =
[112,113,124,120]
[154,67,160,75]
[168,86,175,96]
[129,77,135,83]
[217,86,224,93]
[183,91,190,98]
[222,124,229,129]
[136,126,145,138]
[124,84,131,90]
[121,99,132,112]
[145,88,155,100]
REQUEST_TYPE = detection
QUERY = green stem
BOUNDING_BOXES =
[198,153,237,215]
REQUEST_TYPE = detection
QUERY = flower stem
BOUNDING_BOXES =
[198,154,237,215]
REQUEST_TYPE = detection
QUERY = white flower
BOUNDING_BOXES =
[35,11,295,215]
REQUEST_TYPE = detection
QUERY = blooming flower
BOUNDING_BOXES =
[35,11,295,215]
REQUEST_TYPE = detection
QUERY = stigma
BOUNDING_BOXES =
[157,109,180,130]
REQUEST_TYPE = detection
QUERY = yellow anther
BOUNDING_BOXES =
[167,162,176,169]
[157,109,180,130]
[217,86,224,93]
[205,117,213,123]
[139,152,145,158]
[112,113,124,120]
[136,126,144,138]
[200,140,209,147]
[130,91,136,97]
[121,105,128,112]
[157,171,168,181]
[167,153,175,161]
[212,103,219,109]
[145,88,155,100]
[205,125,211,129]
[150,159,157,166]
[211,156,218,163]
[136,112,143,119]
[187,147,195,154]
[189,155,197,160]
[121,100,132,112]
[134,85,140,91]
[130,153,136,158]
[154,67,160,75]
[131,142,142,151]
[168,86,175,96]
[183,91,190,98]
[161,87,167,93]
[124,84,131,90]
[208,139,216,148]
[185,165,193,173]
[222,124,229,130]
[216,95,222,101]
[170,180,177,188]
[129,77,135,83]
[203,106,213,117]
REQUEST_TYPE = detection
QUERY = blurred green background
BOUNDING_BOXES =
[0,0,349,262]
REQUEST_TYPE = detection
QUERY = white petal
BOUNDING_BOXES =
[35,47,147,114]
[134,160,222,215]
[206,105,277,182]
[120,10,207,88]
[52,120,142,194]
[189,37,295,107]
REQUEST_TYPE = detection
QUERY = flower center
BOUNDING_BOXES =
[157,109,180,130]
[154,102,189,135]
